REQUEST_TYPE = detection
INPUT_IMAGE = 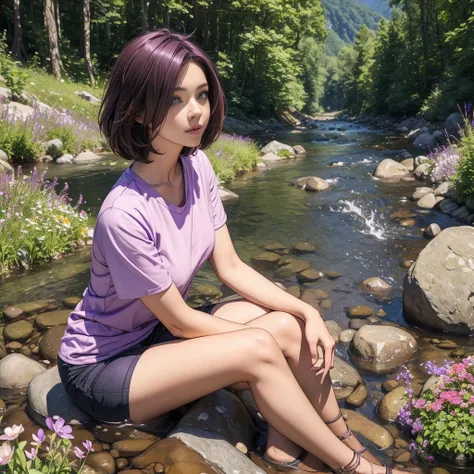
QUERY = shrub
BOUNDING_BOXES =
[207,133,260,184]
[0,32,29,101]
[0,166,94,276]
[396,357,474,463]
[277,148,294,158]
[0,416,93,473]
[428,144,460,183]
[454,118,474,199]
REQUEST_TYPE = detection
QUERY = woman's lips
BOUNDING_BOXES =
[186,127,203,135]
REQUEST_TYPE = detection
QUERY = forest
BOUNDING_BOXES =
[0,0,473,120]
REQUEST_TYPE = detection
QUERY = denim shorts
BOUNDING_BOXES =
[57,304,216,424]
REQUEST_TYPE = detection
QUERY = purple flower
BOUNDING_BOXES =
[74,446,85,459]
[32,428,45,446]
[82,440,93,451]
[25,447,37,460]
[0,424,24,441]
[0,443,13,465]
[411,418,424,434]
[45,416,73,440]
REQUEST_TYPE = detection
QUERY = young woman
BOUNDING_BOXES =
[58,29,411,474]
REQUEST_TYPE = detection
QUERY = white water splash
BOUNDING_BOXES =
[338,200,388,240]
[325,177,340,185]
[359,158,373,164]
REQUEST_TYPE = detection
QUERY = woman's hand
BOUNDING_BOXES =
[303,311,335,382]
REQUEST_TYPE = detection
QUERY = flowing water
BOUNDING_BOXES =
[2,120,473,472]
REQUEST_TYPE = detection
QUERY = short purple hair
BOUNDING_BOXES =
[99,29,226,163]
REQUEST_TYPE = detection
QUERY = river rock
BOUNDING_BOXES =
[452,205,471,221]
[326,271,342,279]
[382,380,400,392]
[26,365,92,425]
[320,299,332,309]
[6,101,35,120]
[350,326,418,372]
[286,286,300,298]
[293,145,306,155]
[63,296,82,308]
[424,223,441,238]
[250,252,281,270]
[260,140,295,156]
[0,354,45,388]
[348,306,373,318]
[403,226,474,335]
[3,306,24,321]
[15,299,56,316]
[0,149,8,162]
[297,269,323,283]
[73,151,103,164]
[112,440,155,458]
[293,241,317,254]
[414,163,432,181]
[4,320,34,341]
[346,384,368,407]
[169,390,260,474]
[325,321,341,343]
[274,259,310,279]
[293,176,329,191]
[439,199,459,213]
[444,112,464,135]
[377,386,408,421]
[0,157,13,172]
[341,409,393,449]
[87,452,116,474]
[331,357,363,394]
[264,242,287,253]
[434,182,452,197]
[45,139,63,158]
[261,152,286,162]
[416,192,436,209]
[39,325,66,361]
[35,310,70,329]
[340,329,356,343]
[400,218,416,227]
[414,132,436,150]
[301,289,329,307]
[56,154,74,164]
[400,158,414,172]
[374,159,409,180]
[412,187,433,201]
[219,187,239,201]
[360,277,391,293]
[349,319,369,330]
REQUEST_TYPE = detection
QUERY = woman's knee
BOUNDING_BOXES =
[239,327,283,367]
[270,311,304,355]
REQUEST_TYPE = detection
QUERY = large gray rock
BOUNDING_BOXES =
[73,151,103,164]
[444,112,464,135]
[350,326,418,372]
[0,354,45,388]
[27,366,92,426]
[6,101,35,120]
[403,226,474,335]
[260,140,295,157]
[374,159,409,180]
[331,357,363,393]
[75,90,101,103]
[169,390,262,474]
[377,386,408,421]
[45,139,63,158]
[414,163,432,181]
[56,154,74,164]
[416,192,436,209]
[413,132,436,150]
[219,187,239,201]
[292,176,329,191]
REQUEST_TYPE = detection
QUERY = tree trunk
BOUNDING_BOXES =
[140,0,147,30]
[12,0,23,61]
[54,0,61,39]
[43,0,61,80]
[83,0,95,86]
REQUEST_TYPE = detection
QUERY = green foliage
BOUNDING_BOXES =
[0,120,44,163]
[454,119,474,199]
[0,167,94,276]
[0,32,28,100]
[207,134,260,184]
[277,148,294,157]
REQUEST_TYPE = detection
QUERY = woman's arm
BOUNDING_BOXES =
[210,225,319,322]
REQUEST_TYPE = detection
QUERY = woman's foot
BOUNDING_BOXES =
[266,445,327,471]
[331,453,415,474]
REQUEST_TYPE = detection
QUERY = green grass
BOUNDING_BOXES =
[1,67,104,121]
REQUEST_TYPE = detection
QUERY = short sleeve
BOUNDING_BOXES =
[94,207,172,300]
[201,151,227,230]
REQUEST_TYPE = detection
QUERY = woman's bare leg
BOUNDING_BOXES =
[210,299,376,464]
[129,327,408,474]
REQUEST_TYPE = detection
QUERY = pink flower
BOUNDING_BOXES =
[0,443,13,465]
[74,447,85,459]
[32,429,45,446]
[46,416,73,440]
[25,447,37,461]
[0,425,24,441]
[82,440,93,451]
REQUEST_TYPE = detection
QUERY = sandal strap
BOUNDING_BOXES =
[337,429,352,441]
[329,451,360,474]
[262,447,308,468]
[325,410,343,425]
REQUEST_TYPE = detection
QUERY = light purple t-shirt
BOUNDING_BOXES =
[59,149,227,364]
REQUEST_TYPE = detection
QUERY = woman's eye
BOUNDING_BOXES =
[200,91,209,99]
[172,91,208,105]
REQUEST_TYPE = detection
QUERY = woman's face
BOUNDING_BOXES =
[154,61,211,150]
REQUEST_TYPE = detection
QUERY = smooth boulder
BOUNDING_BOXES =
[374,159,409,180]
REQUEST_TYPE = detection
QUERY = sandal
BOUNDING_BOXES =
[329,452,393,474]
[325,411,383,466]
[252,444,318,472]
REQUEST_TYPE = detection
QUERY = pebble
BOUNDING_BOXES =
[6,341,23,352]
[154,463,164,473]
[346,384,368,407]
[286,286,300,298]
[348,306,373,318]
[110,450,119,458]
[87,452,116,474]
[450,348,465,358]
[326,271,342,279]
[430,338,441,344]
[39,325,66,361]
[3,307,24,321]
[367,316,379,324]
[395,439,408,449]
[382,380,400,392]
[296,269,324,283]
[437,340,457,349]
[111,440,155,457]
[400,260,414,269]
[320,299,333,309]
[376,309,387,317]
[4,321,34,341]
[339,329,356,343]
[399,219,416,227]
[349,319,369,330]
[115,459,128,470]
[393,449,410,463]
[35,310,70,329]
[293,242,317,254]
[63,296,82,308]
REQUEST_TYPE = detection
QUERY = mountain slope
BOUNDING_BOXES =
[322,0,383,43]
[355,0,392,18]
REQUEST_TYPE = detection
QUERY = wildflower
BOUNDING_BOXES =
[74,446,85,459]
[45,416,73,440]
[0,443,13,465]
[25,447,37,460]
[82,440,93,451]
[0,424,24,441]
[32,428,45,446]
